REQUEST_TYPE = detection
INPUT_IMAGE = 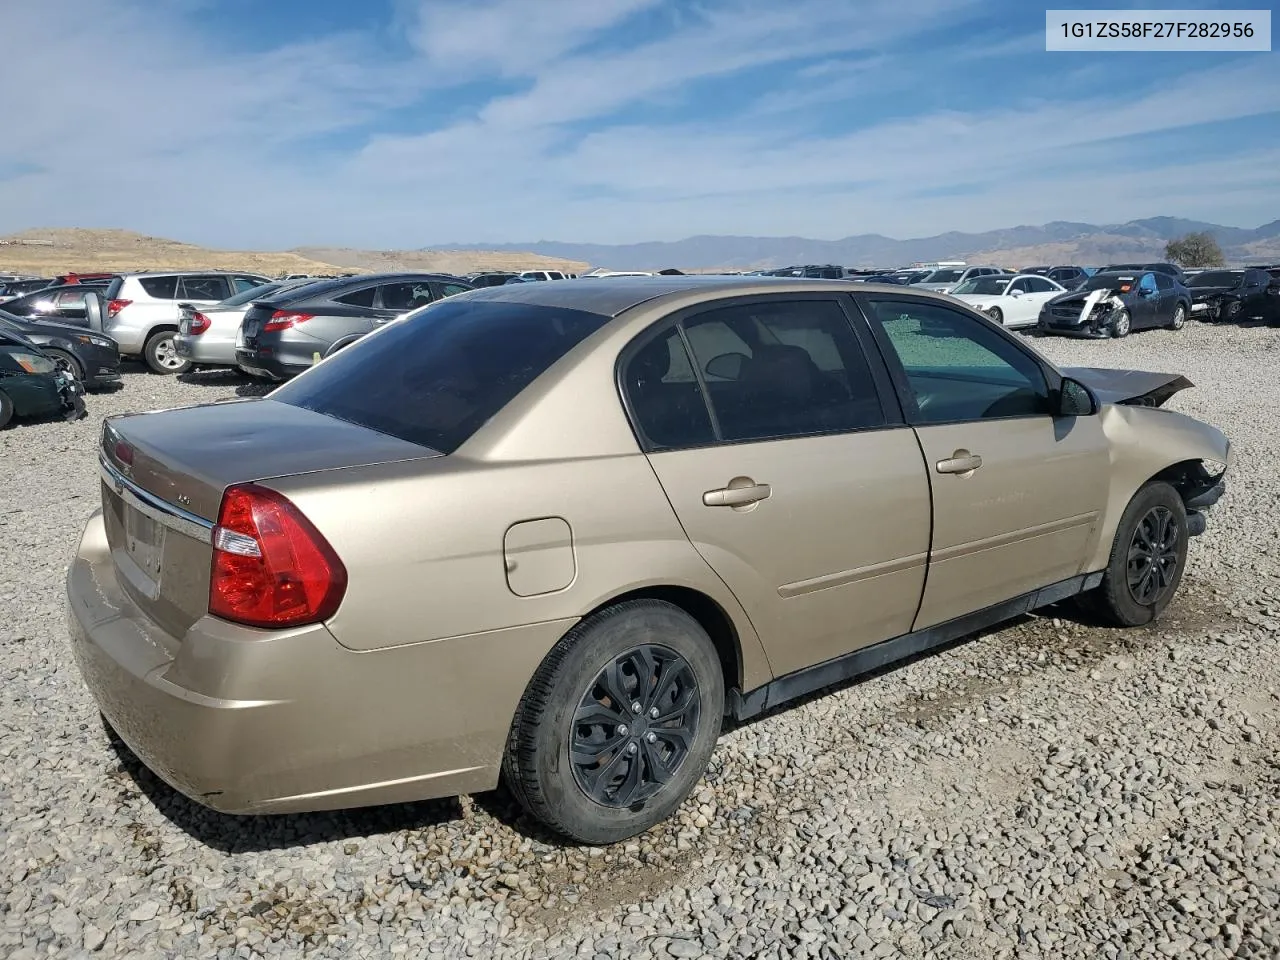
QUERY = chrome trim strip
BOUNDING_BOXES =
[99,455,214,543]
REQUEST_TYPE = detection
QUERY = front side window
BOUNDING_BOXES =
[678,300,885,442]
[864,298,1050,423]
[439,283,472,298]
[1006,277,1031,294]
[1026,276,1058,293]
[1139,273,1158,294]
[379,282,434,311]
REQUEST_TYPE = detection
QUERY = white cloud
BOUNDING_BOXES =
[0,0,1276,250]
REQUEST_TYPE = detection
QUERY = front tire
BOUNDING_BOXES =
[986,307,1003,325]
[503,600,724,845]
[1169,304,1187,330]
[1110,309,1131,338]
[0,390,12,429]
[1080,481,1188,627]
[42,347,83,382]
[144,330,192,375]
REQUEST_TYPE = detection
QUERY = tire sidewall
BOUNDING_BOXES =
[1104,482,1189,626]
[45,347,83,381]
[521,603,723,845]
[988,307,1003,325]
[145,331,191,375]
[0,390,12,429]
[1111,310,1131,337]
[1170,304,1186,330]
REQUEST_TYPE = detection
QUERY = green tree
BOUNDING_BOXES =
[1165,232,1226,267]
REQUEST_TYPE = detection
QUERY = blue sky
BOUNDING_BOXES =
[1,0,1276,249]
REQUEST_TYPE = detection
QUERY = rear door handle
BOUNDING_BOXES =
[703,482,772,507]
[936,451,983,475]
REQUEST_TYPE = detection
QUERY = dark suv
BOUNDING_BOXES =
[236,273,474,380]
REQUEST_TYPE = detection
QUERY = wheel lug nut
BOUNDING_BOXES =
[617,725,628,736]
[631,701,642,714]
[627,743,638,755]
[646,732,657,743]
[649,707,659,718]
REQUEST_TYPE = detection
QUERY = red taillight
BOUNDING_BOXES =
[113,441,134,466]
[263,310,315,332]
[190,312,211,335]
[107,298,132,318]
[209,484,347,629]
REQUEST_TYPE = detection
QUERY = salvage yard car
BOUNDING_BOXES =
[1187,268,1276,323]
[174,278,320,372]
[0,328,86,427]
[68,277,1230,844]
[947,273,1066,328]
[0,310,120,390]
[1037,270,1192,338]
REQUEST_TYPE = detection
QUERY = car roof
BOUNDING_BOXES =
[118,270,272,278]
[456,275,941,317]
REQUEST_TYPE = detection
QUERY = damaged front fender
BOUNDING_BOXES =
[1061,366,1194,408]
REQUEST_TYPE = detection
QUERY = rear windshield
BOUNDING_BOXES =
[270,299,611,454]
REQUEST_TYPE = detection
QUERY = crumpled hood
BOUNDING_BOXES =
[1062,366,1194,408]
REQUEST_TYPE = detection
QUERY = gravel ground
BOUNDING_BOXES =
[2,324,1278,960]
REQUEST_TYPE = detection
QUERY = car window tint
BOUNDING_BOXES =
[1026,276,1056,293]
[272,300,610,454]
[232,276,264,294]
[866,299,1050,423]
[623,328,716,450]
[1154,274,1173,291]
[439,283,471,298]
[334,286,377,308]
[1007,278,1029,294]
[379,282,435,311]
[178,276,229,301]
[680,300,885,442]
[139,276,177,299]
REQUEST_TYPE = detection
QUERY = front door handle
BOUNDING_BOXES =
[703,481,772,507]
[936,450,983,475]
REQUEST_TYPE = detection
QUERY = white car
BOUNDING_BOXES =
[948,273,1067,328]
[910,265,1009,293]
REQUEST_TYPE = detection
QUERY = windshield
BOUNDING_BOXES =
[921,269,964,283]
[271,299,611,454]
[952,277,1010,296]
[1082,273,1135,291]
[1188,270,1244,288]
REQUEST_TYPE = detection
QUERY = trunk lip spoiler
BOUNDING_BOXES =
[100,454,214,544]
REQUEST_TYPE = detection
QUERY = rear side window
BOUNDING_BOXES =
[334,286,377,308]
[624,329,716,450]
[271,300,610,454]
[139,276,177,299]
[232,276,266,294]
[178,276,229,301]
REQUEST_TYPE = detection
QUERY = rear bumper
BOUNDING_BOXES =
[175,333,237,366]
[80,346,122,387]
[67,510,571,814]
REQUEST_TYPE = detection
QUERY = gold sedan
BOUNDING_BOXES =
[68,277,1229,844]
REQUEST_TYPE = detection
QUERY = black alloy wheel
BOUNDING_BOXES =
[1127,506,1180,606]
[570,644,700,808]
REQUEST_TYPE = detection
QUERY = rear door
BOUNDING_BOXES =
[177,275,231,305]
[626,295,932,676]
[374,280,435,325]
[858,295,1109,629]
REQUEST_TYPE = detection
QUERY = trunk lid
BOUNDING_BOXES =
[99,399,440,638]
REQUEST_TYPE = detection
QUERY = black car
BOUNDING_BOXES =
[1025,265,1091,289]
[0,310,121,389]
[1102,262,1187,284]
[1037,270,1192,338]
[1187,268,1277,323]
[0,284,104,327]
[468,272,518,288]
[0,278,54,301]
[0,328,87,428]
[236,273,475,380]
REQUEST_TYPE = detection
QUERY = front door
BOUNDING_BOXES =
[624,297,932,677]
[859,295,1110,629]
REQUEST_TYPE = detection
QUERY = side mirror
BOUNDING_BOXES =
[1056,377,1097,417]
[704,352,747,380]
[1008,288,1023,297]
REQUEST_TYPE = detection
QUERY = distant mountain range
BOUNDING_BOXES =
[435,217,1280,271]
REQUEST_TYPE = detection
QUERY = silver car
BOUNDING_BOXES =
[174,279,319,371]
[911,265,1009,294]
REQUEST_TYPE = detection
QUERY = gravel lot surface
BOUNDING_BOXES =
[2,323,1277,960]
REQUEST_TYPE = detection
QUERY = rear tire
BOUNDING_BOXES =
[0,390,12,429]
[1169,304,1187,330]
[1079,482,1188,627]
[503,600,724,845]
[144,330,191,375]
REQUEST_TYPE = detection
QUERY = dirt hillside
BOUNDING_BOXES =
[0,229,588,278]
